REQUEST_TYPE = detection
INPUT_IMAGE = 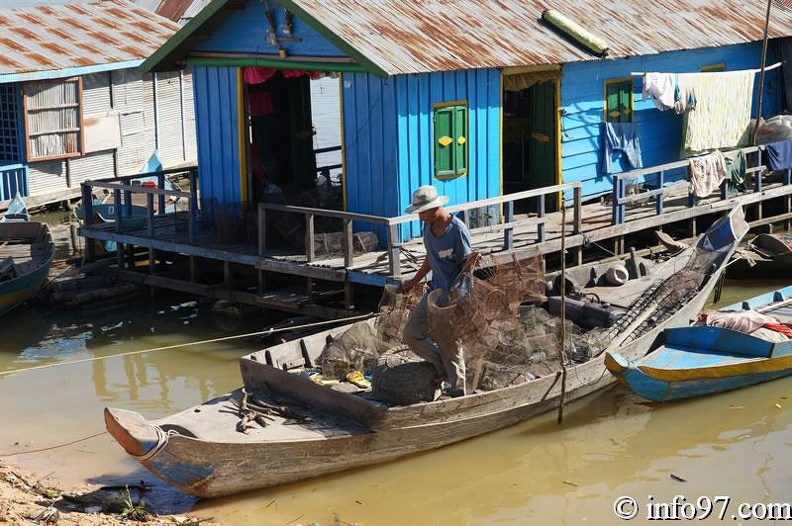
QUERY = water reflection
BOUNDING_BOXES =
[0,216,790,525]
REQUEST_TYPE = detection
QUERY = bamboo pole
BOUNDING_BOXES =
[557,205,568,424]
[751,0,773,146]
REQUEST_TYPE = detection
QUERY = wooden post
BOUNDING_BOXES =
[305,212,315,262]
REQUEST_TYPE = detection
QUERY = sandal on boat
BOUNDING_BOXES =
[308,373,339,386]
[346,370,371,389]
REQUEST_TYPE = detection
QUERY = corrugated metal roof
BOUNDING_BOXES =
[156,0,194,21]
[0,0,179,78]
[283,0,792,75]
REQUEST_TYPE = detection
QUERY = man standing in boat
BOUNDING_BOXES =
[400,185,479,398]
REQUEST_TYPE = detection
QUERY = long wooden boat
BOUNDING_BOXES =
[74,201,150,231]
[726,232,792,279]
[104,207,748,498]
[604,284,792,402]
[0,221,55,316]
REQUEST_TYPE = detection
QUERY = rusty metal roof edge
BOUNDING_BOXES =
[0,60,144,84]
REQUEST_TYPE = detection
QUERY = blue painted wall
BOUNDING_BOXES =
[193,65,242,214]
[343,68,501,241]
[194,0,348,59]
[560,41,783,200]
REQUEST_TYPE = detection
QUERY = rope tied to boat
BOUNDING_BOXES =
[133,425,177,462]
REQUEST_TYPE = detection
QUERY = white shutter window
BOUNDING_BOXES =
[24,78,84,162]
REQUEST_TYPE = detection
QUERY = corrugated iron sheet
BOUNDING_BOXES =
[286,0,792,75]
[0,0,179,77]
[156,0,194,22]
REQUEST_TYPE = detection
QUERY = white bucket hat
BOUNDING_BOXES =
[405,185,450,214]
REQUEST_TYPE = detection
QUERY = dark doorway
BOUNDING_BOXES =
[247,72,316,204]
[502,80,559,212]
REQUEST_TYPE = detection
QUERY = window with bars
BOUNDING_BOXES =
[23,78,83,162]
[433,101,468,179]
[0,85,22,164]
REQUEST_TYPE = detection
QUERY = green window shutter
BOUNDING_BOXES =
[453,106,468,176]
[434,102,468,179]
[605,80,633,123]
[435,106,454,177]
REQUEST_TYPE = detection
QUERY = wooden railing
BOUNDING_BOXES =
[0,163,28,201]
[610,145,790,224]
[259,182,582,279]
[80,166,199,240]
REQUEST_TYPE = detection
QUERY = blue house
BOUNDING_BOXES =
[142,0,792,242]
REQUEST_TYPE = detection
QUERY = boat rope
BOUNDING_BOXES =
[0,312,378,377]
[0,431,106,457]
[133,426,176,462]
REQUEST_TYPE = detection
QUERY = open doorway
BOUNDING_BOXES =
[245,70,342,210]
[502,71,560,212]
[247,71,316,203]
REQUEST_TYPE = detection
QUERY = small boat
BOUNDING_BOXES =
[605,285,792,402]
[726,232,792,279]
[0,220,55,316]
[74,201,150,231]
[104,207,748,498]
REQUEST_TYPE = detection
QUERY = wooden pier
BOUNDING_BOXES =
[76,146,792,319]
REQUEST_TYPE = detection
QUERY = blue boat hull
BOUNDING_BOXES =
[606,284,792,402]
[0,222,55,316]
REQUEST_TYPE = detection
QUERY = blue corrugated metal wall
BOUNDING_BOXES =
[343,69,501,242]
[560,41,782,200]
[193,65,242,215]
[193,0,347,58]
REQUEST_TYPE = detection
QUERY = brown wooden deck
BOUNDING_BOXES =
[76,164,792,319]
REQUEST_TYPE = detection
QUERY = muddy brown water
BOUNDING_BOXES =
[1,217,790,525]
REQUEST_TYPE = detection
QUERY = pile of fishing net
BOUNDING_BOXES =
[317,321,391,380]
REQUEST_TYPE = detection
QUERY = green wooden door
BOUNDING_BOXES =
[527,81,558,209]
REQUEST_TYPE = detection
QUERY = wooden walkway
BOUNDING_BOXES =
[76,165,792,319]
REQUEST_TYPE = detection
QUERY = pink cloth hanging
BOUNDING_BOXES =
[248,91,274,117]
[244,67,322,85]
[243,67,277,85]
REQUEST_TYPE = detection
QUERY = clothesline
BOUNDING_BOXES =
[629,61,782,76]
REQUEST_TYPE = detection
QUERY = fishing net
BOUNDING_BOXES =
[375,282,426,344]
[421,254,562,392]
[317,321,392,380]
[371,347,439,406]
[600,244,726,347]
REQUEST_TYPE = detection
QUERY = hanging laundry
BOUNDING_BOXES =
[603,122,643,174]
[764,139,792,170]
[681,70,755,156]
[688,150,727,197]
[244,68,323,85]
[724,149,747,192]
[673,73,697,114]
[643,73,676,111]
[244,67,278,85]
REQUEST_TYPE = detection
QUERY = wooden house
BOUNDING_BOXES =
[0,0,198,210]
[139,0,792,246]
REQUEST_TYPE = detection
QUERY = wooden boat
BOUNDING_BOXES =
[104,207,748,498]
[605,284,792,402]
[0,220,55,316]
[74,201,150,231]
[726,232,792,279]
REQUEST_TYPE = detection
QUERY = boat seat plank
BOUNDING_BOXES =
[153,389,368,443]
[240,357,386,430]
[664,326,776,358]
